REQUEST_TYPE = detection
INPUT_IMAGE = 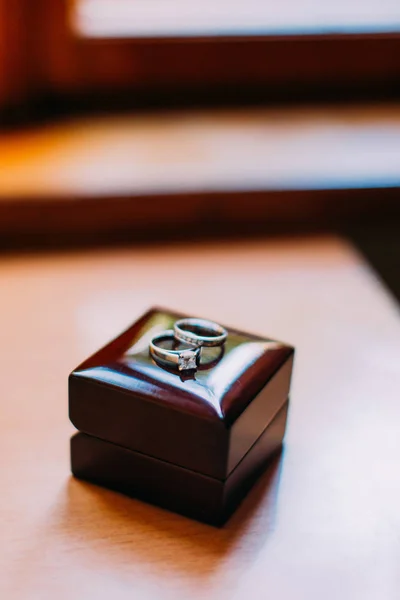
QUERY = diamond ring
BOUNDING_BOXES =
[149,330,201,371]
[174,318,227,348]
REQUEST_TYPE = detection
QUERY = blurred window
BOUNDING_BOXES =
[74,0,400,38]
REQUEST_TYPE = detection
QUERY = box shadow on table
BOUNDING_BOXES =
[56,449,284,579]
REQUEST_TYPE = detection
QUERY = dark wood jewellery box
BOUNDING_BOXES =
[69,308,295,526]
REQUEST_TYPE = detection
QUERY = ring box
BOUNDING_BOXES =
[69,307,295,526]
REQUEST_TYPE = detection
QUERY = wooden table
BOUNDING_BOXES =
[1,235,399,599]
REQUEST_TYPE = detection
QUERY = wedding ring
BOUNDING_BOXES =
[149,330,201,371]
[174,318,227,348]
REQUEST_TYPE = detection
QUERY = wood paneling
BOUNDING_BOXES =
[49,29,400,99]
[0,0,32,109]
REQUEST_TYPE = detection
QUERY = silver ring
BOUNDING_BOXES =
[149,330,201,371]
[174,318,227,348]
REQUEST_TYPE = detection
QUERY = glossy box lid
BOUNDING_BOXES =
[69,308,294,480]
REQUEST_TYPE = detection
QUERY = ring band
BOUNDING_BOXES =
[174,318,227,348]
[149,330,201,371]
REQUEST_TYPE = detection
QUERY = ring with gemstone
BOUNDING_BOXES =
[174,318,228,348]
[149,330,201,371]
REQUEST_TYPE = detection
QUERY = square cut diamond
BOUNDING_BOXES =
[178,349,198,371]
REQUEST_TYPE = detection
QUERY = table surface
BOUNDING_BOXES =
[1,235,399,600]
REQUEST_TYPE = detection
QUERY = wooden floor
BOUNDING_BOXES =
[1,235,399,599]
